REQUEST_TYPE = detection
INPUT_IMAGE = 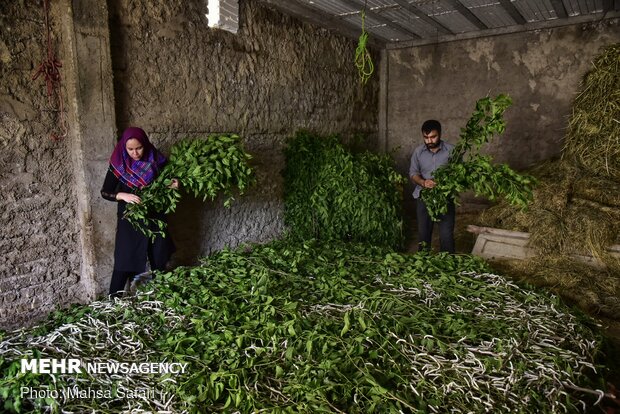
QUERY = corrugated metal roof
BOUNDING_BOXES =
[304,0,358,16]
[564,0,605,15]
[513,0,558,21]
[260,0,620,47]
[377,7,446,38]
[459,1,517,28]
[344,12,416,41]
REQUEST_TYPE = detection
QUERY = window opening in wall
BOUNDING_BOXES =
[206,0,239,34]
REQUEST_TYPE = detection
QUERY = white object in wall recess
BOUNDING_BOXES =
[206,0,239,34]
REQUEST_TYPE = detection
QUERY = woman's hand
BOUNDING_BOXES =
[116,192,141,204]
[168,178,179,189]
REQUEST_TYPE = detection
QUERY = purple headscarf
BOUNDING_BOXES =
[109,127,167,189]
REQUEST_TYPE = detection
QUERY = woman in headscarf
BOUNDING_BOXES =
[101,127,177,297]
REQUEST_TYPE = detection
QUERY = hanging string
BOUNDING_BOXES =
[32,0,67,141]
[355,0,374,85]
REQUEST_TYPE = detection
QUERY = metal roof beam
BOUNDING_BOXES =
[445,0,488,30]
[387,9,620,48]
[549,0,568,18]
[258,0,388,45]
[392,0,454,35]
[339,0,423,39]
[498,0,527,24]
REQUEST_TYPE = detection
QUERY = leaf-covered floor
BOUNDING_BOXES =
[0,239,610,413]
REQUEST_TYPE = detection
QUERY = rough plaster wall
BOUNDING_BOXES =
[0,2,83,330]
[107,0,378,263]
[66,0,118,299]
[387,19,620,185]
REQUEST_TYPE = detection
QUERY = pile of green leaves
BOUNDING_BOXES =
[0,239,606,413]
[124,134,254,239]
[422,95,537,220]
[283,131,405,249]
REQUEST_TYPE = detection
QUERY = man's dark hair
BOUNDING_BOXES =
[421,120,441,135]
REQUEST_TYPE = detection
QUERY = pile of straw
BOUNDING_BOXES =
[479,43,620,320]
[564,44,620,181]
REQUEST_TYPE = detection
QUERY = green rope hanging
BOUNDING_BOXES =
[355,10,374,85]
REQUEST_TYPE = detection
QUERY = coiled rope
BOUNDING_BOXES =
[355,8,374,85]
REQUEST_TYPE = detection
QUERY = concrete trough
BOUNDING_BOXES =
[467,225,620,267]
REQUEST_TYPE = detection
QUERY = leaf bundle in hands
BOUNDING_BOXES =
[124,135,254,240]
[422,94,537,220]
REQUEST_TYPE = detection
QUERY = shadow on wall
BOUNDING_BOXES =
[167,194,287,266]
[168,194,207,267]
[165,148,287,266]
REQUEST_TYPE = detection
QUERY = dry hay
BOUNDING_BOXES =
[479,44,620,319]
[573,175,620,210]
[480,160,576,231]
[480,158,620,254]
[479,159,619,261]
[563,43,620,181]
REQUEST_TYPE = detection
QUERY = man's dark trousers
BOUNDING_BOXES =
[416,199,455,253]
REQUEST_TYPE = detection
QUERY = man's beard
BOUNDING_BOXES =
[426,140,440,150]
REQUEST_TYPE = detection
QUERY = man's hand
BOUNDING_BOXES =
[411,175,436,189]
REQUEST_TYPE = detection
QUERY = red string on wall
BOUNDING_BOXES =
[32,0,67,141]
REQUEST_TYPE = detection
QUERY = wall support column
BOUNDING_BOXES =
[60,0,117,298]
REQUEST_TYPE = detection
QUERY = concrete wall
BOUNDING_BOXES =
[0,0,378,329]
[385,18,620,202]
[107,0,378,266]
